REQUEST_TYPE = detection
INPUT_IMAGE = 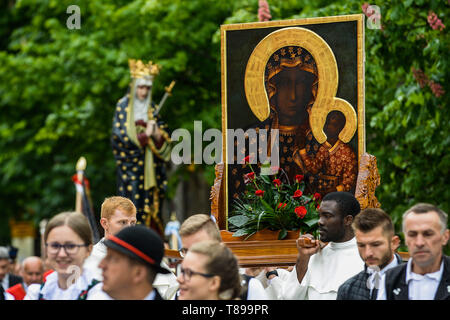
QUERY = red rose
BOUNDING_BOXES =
[313,193,321,201]
[316,204,320,210]
[255,190,264,197]
[295,174,304,183]
[244,155,255,164]
[273,179,282,186]
[243,172,255,184]
[277,203,287,209]
[295,206,307,219]
[293,190,303,199]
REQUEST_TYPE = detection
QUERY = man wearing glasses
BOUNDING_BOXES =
[176,214,267,300]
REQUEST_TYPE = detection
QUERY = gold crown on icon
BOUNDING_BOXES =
[128,59,161,79]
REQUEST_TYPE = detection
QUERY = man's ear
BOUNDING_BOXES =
[344,215,354,226]
[442,229,450,246]
[100,218,108,233]
[391,235,401,252]
[133,265,147,284]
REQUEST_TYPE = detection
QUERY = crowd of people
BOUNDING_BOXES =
[1,192,449,301]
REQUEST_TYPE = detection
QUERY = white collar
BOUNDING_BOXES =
[95,237,107,252]
[406,257,444,283]
[328,237,357,250]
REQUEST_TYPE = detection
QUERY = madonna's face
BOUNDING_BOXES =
[274,67,314,125]
[136,85,150,101]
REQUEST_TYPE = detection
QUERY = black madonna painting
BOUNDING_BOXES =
[222,15,365,218]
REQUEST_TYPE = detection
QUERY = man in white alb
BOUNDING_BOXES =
[266,192,364,299]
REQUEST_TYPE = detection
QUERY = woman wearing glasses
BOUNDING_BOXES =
[25,212,101,300]
[177,241,241,300]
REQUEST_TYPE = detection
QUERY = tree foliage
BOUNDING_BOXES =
[0,0,448,245]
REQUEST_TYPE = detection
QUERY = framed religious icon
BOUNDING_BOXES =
[220,14,365,229]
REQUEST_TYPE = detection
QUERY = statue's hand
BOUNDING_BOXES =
[146,120,156,137]
[146,120,162,140]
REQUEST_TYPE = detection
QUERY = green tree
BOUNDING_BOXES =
[0,0,233,242]
[0,0,448,250]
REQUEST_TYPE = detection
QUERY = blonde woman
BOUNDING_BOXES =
[177,241,241,300]
[25,212,101,300]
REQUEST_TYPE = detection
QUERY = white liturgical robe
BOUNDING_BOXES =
[268,237,364,300]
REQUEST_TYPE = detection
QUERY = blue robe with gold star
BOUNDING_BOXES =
[111,94,171,235]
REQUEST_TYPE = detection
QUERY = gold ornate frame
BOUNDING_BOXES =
[221,15,365,228]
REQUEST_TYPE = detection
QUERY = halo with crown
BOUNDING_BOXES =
[128,59,161,79]
[265,46,318,104]
[244,27,357,144]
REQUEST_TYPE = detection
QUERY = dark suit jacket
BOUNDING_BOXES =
[8,274,23,288]
[337,253,404,300]
[0,285,5,300]
[385,255,450,300]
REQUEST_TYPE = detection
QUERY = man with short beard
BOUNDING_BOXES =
[337,208,403,300]
[378,203,450,300]
[268,192,364,299]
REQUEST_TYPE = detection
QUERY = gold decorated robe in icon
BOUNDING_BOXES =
[228,120,321,204]
[294,139,357,194]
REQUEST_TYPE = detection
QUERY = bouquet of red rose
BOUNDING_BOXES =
[228,157,321,240]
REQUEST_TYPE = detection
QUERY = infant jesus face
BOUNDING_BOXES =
[324,111,346,144]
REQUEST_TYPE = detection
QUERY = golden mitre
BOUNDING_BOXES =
[128,59,161,79]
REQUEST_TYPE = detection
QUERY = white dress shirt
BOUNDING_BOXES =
[87,284,158,300]
[1,274,10,290]
[378,258,444,300]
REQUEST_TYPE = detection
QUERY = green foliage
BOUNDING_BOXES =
[229,164,320,240]
[0,0,233,242]
[0,0,448,249]
[361,0,449,240]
